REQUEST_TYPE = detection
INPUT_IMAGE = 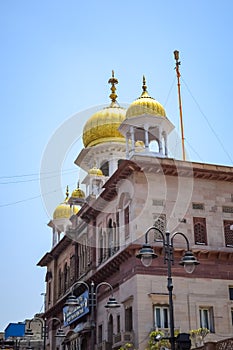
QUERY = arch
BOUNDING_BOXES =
[100,160,109,176]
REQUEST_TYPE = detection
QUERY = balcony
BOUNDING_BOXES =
[112,331,135,348]
[95,340,112,350]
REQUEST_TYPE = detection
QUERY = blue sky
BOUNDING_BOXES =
[0,0,233,331]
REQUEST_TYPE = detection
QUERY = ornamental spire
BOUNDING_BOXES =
[65,185,69,200]
[142,75,147,92]
[140,75,150,98]
[108,70,118,105]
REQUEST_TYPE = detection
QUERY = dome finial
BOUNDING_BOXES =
[142,75,147,92]
[140,75,150,98]
[108,70,118,104]
[66,185,69,200]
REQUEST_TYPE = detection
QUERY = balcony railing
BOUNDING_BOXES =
[112,331,134,348]
[95,341,112,350]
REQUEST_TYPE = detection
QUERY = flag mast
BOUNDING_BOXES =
[174,50,186,161]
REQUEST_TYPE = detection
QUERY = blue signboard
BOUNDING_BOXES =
[5,323,25,339]
[63,290,89,326]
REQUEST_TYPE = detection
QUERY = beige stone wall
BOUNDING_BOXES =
[112,275,233,349]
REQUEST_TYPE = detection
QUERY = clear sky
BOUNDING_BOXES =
[0,0,233,331]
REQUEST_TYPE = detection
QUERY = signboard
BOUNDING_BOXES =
[63,290,89,326]
[4,323,25,339]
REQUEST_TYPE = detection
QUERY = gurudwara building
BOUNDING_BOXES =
[37,70,233,350]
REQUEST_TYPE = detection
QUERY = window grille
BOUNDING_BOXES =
[192,203,204,210]
[193,217,207,245]
[224,221,233,247]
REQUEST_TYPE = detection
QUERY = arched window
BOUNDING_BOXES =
[58,269,62,296]
[98,227,104,264]
[100,161,109,176]
[64,263,68,291]
[108,218,114,257]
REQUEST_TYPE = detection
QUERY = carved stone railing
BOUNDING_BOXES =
[112,331,135,348]
[192,338,233,350]
[95,340,112,350]
[216,338,233,350]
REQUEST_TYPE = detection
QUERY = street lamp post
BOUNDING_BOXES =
[65,280,121,349]
[25,317,65,350]
[136,226,200,350]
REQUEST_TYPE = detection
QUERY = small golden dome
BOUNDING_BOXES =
[126,76,166,119]
[83,71,126,148]
[53,186,79,219]
[71,182,85,199]
[88,166,104,176]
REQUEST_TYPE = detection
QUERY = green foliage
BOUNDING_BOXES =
[190,328,209,347]
[145,330,171,350]
[118,343,135,350]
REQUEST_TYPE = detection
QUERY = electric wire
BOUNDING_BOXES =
[181,76,233,164]
[0,181,78,208]
[0,167,77,181]
[0,169,77,184]
[163,76,176,108]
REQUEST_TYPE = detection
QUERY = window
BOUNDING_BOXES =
[199,307,215,332]
[154,214,166,239]
[108,219,114,257]
[124,205,130,238]
[70,255,76,282]
[98,227,104,264]
[58,269,62,296]
[222,206,233,213]
[125,306,133,331]
[154,306,169,329]
[64,263,69,291]
[192,203,204,210]
[231,309,233,326]
[100,161,109,176]
[224,221,233,247]
[193,217,207,245]
[48,282,51,305]
[229,287,233,300]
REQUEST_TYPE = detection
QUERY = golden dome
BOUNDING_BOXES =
[88,166,104,176]
[53,186,79,219]
[71,182,85,198]
[126,76,166,119]
[83,71,126,148]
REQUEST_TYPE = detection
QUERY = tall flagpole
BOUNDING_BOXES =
[174,50,186,161]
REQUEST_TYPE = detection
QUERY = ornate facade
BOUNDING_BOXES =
[37,72,233,350]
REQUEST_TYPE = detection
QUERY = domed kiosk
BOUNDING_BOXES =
[75,71,127,197]
[119,76,174,159]
[48,186,80,247]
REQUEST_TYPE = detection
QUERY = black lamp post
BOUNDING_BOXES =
[65,280,120,349]
[25,316,65,350]
[136,226,199,350]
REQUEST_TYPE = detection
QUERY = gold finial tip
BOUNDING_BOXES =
[142,75,147,92]
[174,50,179,61]
[66,185,69,199]
[108,70,118,103]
